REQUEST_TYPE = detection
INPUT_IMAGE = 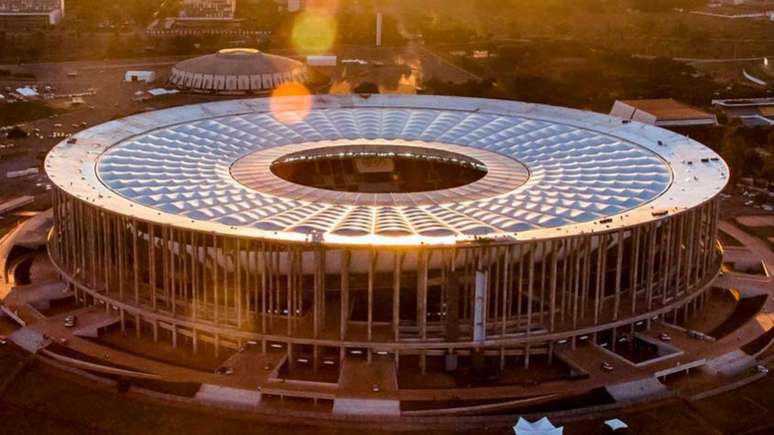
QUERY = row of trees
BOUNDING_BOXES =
[428,42,760,112]
[66,0,163,31]
[691,125,774,185]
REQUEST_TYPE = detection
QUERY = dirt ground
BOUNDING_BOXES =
[0,56,224,203]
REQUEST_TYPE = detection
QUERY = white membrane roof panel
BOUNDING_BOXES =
[46,95,728,246]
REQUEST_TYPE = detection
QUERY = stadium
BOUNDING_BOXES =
[43,94,728,414]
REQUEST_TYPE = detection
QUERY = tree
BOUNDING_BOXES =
[7,126,28,139]
[760,158,774,187]
[721,126,754,182]
[127,0,161,27]
[353,81,379,94]
[236,0,284,30]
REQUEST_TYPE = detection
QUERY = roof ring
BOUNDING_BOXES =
[217,48,260,56]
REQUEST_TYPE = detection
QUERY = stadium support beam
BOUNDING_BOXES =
[368,249,377,342]
[132,219,139,305]
[613,230,624,321]
[341,249,350,341]
[646,224,656,310]
[392,251,402,343]
[417,249,428,373]
[525,244,534,369]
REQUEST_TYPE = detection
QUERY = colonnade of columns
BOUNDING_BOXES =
[50,189,722,370]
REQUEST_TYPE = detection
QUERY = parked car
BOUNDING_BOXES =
[658,332,672,342]
[64,315,77,328]
[215,366,234,375]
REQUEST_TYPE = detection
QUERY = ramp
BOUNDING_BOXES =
[606,377,668,402]
[8,327,47,353]
[703,350,757,376]
[333,356,400,416]
[196,384,261,408]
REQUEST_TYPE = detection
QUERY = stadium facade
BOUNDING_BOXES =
[45,95,727,402]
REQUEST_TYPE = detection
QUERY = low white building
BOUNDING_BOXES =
[0,0,64,29]
[307,55,337,67]
[125,71,156,83]
[7,168,39,178]
[712,97,774,126]
[513,417,564,435]
[610,99,718,127]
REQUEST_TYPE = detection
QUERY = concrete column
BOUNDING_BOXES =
[392,251,402,343]
[341,250,351,340]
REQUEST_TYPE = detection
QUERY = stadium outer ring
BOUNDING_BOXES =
[44,95,727,406]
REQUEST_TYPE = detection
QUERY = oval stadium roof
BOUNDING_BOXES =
[45,95,729,247]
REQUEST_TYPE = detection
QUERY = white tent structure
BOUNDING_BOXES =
[147,88,179,97]
[513,417,564,435]
[604,418,629,431]
[16,87,39,97]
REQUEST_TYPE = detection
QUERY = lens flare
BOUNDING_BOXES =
[291,9,337,54]
[270,81,312,125]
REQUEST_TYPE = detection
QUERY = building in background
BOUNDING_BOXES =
[286,0,302,12]
[306,54,336,66]
[179,0,236,20]
[691,1,774,20]
[610,99,719,127]
[0,0,64,30]
[169,48,308,94]
[375,12,382,47]
[713,97,774,126]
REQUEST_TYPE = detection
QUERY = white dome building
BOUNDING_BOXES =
[169,48,308,94]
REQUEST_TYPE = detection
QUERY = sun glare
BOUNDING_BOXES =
[291,9,337,54]
[270,81,313,125]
